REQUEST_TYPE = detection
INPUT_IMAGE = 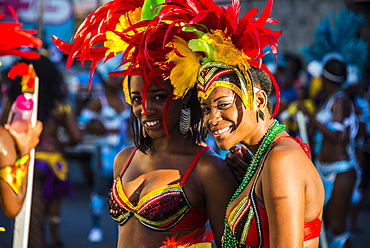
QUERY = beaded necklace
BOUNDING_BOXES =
[222,119,286,247]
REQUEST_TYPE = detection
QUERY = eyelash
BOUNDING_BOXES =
[132,96,141,103]
[201,102,232,114]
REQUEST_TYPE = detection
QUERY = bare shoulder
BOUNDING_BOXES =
[195,148,236,183]
[263,138,314,182]
[0,126,14,146]
[113,146,137,177]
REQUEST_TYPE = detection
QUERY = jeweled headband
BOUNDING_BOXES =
[198,62,254,110]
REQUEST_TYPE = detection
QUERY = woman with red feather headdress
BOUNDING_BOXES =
[53,0,238,247]
[143,0,325,247]
[53,0,324,246]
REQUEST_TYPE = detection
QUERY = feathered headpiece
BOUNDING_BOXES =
[302,7,368,84]
[53,0,282,119]
[0,6,42,60]
[142,0,282,117]
[52,0,185,108]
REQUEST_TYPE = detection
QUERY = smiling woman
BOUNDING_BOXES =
[107,73,237,247]
[142,0,325,246]
[53,0,238,247]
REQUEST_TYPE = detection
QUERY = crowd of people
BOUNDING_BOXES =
[0,0,369,248]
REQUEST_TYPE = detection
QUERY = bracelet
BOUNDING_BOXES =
[0,153,30,194]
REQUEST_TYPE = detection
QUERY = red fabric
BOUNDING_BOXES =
[245,203,270,247]
[304,217,322,241]
[244,203,321,247]
[167,207,208,231]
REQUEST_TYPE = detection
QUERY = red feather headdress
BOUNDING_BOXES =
[53,0,282,139]
[0,6,42,59]
[142,0,282,117]
[52,0,176,106]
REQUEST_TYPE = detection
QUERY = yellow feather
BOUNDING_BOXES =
[166,36,201,99]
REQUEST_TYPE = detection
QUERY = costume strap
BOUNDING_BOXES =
[120,148,139,177]
[180,146,210,187]
[0,153,30,194]
[272,135,311,158]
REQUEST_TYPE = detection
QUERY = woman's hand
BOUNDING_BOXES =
[4,121,43,156]
[225,145,253,182]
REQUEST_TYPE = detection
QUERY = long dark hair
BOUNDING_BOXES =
[131,85,208,153]
[7,56,66,123]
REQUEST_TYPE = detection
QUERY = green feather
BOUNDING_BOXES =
[188,39,215,61]
[141,0,165,20]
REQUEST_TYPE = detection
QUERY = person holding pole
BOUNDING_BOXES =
[1,55,82,248]
[0,6,43,246]
[0,121,42,218]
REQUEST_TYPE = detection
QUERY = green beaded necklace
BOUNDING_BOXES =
[222,119,286,248]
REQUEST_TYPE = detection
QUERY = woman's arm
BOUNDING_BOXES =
[261,142,308,247]
[298,96,351,143]
[0,121,42,217]
[197,151,238,247]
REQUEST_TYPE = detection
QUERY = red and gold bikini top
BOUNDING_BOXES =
[108,146,209,231]
[226,136,321,247]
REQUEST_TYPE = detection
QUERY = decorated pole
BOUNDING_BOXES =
[12,64,39,248]
[296,111,309,146]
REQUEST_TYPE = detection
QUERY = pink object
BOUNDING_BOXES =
[8,94,34,133]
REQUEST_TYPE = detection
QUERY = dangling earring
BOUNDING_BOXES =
[142,126,147,138]
[258,110,265,121]
[179,108,191,134]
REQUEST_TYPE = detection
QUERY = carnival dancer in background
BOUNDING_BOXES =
[52,0,237,247]
[301,8,368,247]
[1,55,82,248]
[78,56,132,243]
[145,0,325,247]
[299,55,357,248]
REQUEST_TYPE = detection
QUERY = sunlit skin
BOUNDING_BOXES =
[200,87,271,152]
[131,76,184,141]
[113,76,237,248]
[0,121,43,218]
[200,85,324,248]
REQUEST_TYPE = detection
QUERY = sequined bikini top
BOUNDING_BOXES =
[108,146,209,231]
[226,137,321,247]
